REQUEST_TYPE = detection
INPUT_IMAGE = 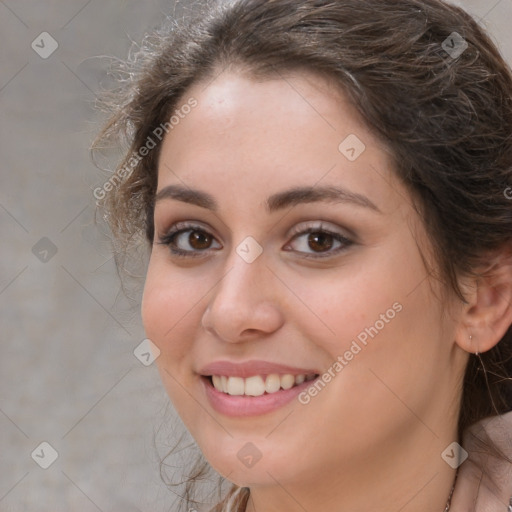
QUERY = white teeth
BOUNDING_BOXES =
[244,376,266,396]
[226,376,245,396]
[210,373,316,395]
[295,374,305,385]
[265,374,281,394]
[280,374,295,390]
[212,375,222,390]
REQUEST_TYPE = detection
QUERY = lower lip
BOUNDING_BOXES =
[201,375,319,417]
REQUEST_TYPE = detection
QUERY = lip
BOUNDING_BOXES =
[201,374,320,417]
[198,359,320,378]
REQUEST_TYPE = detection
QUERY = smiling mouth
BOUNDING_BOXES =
[204,373,319,397]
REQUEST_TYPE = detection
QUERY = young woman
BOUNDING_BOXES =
[94,0,512,510]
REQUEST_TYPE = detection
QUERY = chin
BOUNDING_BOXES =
[199,436,300,487]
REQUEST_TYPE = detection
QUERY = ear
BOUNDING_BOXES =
[455,249,512,354]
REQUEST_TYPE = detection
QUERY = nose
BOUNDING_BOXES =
[201,249,284,343]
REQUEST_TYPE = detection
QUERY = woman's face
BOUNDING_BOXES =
[142,70,466,497]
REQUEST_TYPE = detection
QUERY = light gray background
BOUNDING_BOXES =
[1,1,511,510]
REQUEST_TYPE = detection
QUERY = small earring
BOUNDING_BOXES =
[470,335,479,355]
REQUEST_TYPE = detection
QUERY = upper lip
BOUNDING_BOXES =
[198,360,320,378]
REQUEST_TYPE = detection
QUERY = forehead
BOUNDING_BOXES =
[169,69,368,143]
[156,70,400,213]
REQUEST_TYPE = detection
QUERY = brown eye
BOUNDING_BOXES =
[286,225,353,259]
[307,232,334,253]
[158,224,222,258]
[188,230,213,250]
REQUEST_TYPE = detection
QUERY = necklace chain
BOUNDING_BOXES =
[444,480,456,512]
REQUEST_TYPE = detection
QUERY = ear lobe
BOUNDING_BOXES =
[455,252,512,354]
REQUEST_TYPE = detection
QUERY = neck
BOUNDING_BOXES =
[244,428,458,512]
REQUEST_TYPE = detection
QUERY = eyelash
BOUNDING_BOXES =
[157,221,354,260]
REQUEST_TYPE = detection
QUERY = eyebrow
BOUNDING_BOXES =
[154,184,382,214]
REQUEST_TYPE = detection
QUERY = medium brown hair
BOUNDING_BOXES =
[93,0,512,509]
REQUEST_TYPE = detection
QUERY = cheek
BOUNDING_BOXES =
[290,256,405,356]
[141,259,204,414]
[302,240,445,395]
[141,257,200,356]
[281,263,445,459]
[141,273,170,347]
